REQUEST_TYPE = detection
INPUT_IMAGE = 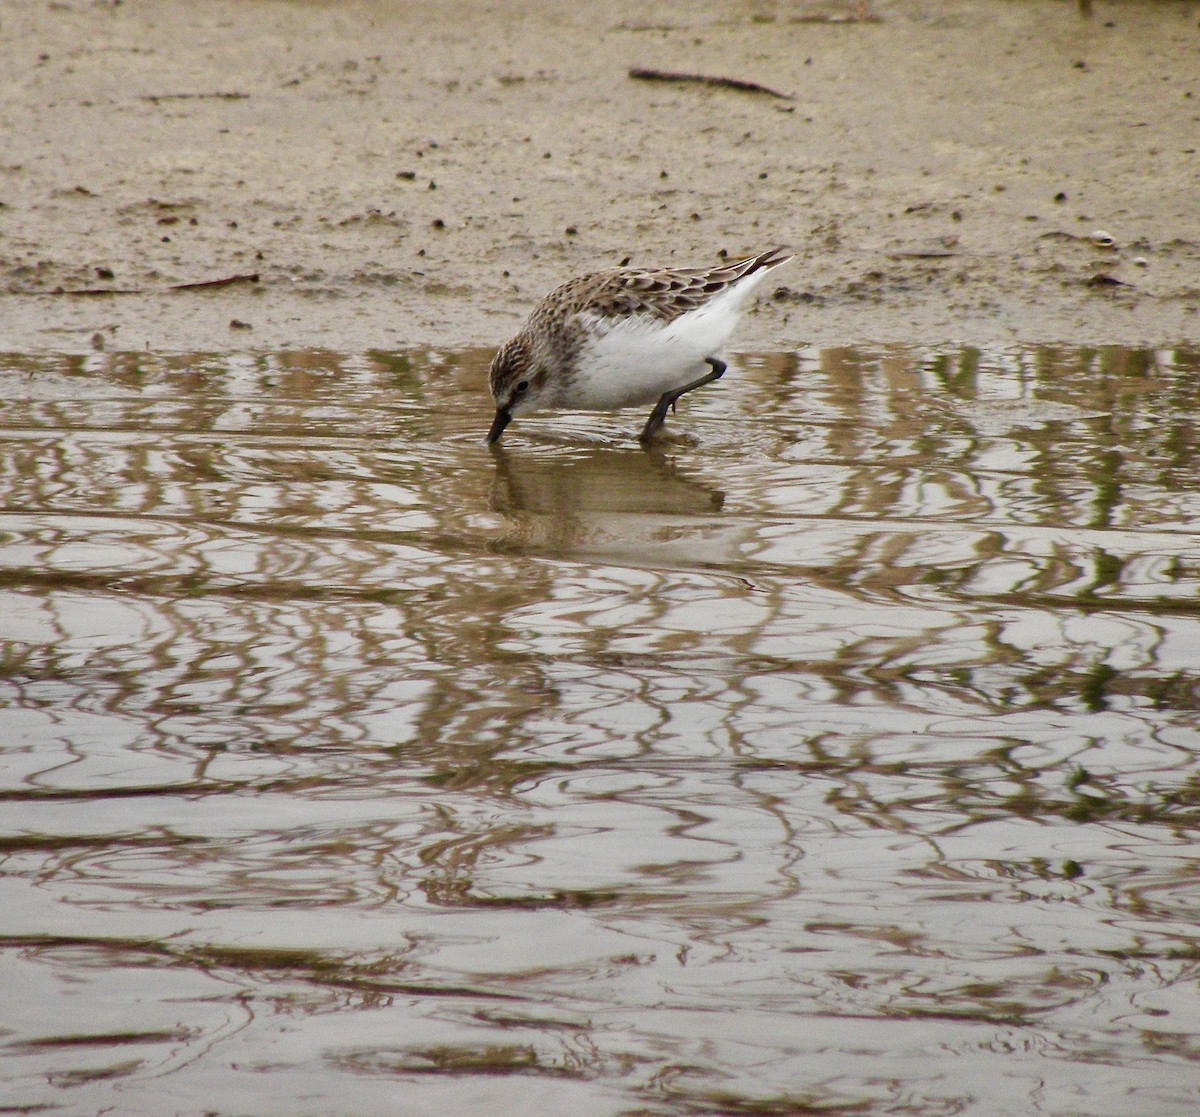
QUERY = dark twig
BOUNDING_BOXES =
[45,273,260,296]
[140,92,250,103]
[168,273,260,291]
[1086,273,1132,289]
[628,67,791,100]
[889,249,959,259]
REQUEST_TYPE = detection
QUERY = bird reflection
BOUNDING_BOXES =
[486,436,725,555]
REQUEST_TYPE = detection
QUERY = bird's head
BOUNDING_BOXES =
[486,334,545,443]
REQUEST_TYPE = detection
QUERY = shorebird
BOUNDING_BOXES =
[486,246,794,443]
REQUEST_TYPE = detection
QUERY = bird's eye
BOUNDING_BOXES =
[515,380,529,393]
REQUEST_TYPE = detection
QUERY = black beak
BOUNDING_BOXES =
[486,408,512,444]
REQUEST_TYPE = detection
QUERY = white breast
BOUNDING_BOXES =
[564,286,753,411]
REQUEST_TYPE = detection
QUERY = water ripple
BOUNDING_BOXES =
[2,344,1199,1116]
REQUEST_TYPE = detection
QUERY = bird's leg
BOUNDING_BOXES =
[639,356,727,442]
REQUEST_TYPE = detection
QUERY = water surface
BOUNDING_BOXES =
[2,344,1199,1116]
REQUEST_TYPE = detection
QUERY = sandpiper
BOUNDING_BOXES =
[486,246,794,444]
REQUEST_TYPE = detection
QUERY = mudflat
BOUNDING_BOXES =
[2,0,1197,351]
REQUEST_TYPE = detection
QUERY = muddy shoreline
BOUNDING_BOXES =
[2,0,1198,352]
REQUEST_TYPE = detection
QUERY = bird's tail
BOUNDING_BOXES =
[708,245,794,305]
[738,245,795,275]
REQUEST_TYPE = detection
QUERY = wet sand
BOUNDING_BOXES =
[2,0,1198,351]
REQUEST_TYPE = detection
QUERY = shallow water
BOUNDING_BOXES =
[2,344,1199,1116]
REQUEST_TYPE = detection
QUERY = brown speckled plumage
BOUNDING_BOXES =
[528,246,792,327]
